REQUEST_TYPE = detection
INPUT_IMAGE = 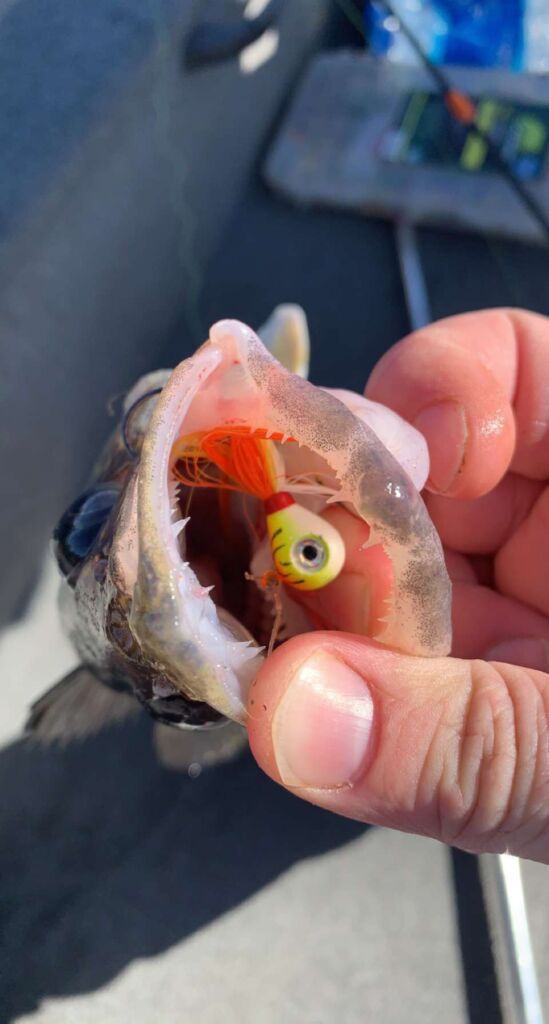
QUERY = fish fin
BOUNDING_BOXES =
[153,719,248,773]
[26,666,140,745]
[258,304,310,378]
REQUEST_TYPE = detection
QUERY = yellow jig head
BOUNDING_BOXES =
[264,492,345,591]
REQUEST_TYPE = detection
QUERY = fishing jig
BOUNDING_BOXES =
[172,426,345,592]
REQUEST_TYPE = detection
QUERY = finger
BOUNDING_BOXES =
[424,475,544,555]
[366,309,549,496]
[450,578,549,659]
[507,309,549,478]
[443,548,477,584]
[401,473,549,624]
[248,634,549,863]
[496,484,549,616]
[484,638,549,672]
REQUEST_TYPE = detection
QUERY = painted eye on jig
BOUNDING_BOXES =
[294,537,327,571]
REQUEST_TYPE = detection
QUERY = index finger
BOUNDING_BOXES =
[366,309,549,498]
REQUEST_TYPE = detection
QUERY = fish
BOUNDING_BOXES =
[26,306,452,767]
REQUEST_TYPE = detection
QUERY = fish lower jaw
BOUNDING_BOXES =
[148,490,265,722]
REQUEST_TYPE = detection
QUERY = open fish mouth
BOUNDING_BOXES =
[128,325,330,723]
[126,319,451,726]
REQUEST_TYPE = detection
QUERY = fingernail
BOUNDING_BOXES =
[413,401,467,493]
[485,637,549,672]
[273,651,374,789]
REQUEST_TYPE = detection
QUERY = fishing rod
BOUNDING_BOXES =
[378,0,549,243]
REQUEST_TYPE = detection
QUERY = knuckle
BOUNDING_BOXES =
[436,661,549,855]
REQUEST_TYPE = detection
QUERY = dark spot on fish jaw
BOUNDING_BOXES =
[93,556,108,584]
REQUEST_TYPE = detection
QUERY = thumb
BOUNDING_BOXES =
[247,633,549,864]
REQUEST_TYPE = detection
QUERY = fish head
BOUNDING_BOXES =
[53,316,452,731]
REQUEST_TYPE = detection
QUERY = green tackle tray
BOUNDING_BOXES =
[264,51,549,244]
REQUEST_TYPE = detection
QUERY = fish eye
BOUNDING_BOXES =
[291,535,328,573]
[53,485,120,577]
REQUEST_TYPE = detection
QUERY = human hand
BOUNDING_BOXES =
[247,309,549,864]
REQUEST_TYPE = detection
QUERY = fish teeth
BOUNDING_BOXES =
[226,640,263,662]
[172,516,190,538]
[241,644,265,661]
[168,480,183,519]
[168,478,181,500]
